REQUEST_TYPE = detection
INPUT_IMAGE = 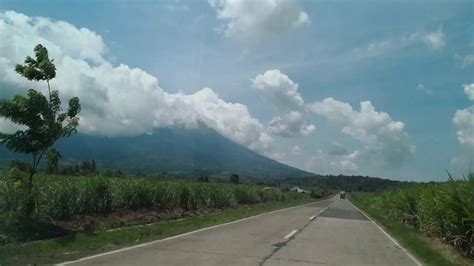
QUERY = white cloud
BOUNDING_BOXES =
[0,118,25,135]
[461,55,474,68]
[327,142,349,156]
[453,84,474,149]
[450,156,474,171]
[305,149,359,175]
[424,26,445,49]
[417,83,433,95]
[0,11,273,155]
[209,0,309,45]
[252,69,315,137]
[367,41,391,52]
[166,88,273,153]
[166,0,189,12]
[404,25,445,50]
[0,11,107,64]
[452,108,474,148]
[309,98,415,168]
[353,40,391,58]
[267,111,315,136]
[252,69,304,111]
[464,83,474,101]
[451,84,474,172]
[291,145,301,155]
[353,26,445,61]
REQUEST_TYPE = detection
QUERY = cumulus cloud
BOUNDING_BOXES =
[266,111,315,136]
[252,69,315,137]
[209,0,309,45]
[327,142,349,156]
[304,142,360,175]
[252,69,304,111]
[305,149,359,175]
[0,10,273,154]
[453,108,474,147]
[453,84,474,150]
[309,98,415,168]
[424,26,445,49]
[464,83,474,101]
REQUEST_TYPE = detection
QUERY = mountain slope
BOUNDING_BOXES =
[1,127,312,179]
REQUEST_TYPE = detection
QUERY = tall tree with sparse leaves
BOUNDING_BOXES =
[0,44,81,216]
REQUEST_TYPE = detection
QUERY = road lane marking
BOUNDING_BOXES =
[59,198,334,265]
[309,206,328,220]
[284,229,298,239]
[347,199,422,266]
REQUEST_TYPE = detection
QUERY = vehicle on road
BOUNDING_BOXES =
[340,191,346,199]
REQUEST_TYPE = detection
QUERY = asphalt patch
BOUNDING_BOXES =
[319,207,369,221]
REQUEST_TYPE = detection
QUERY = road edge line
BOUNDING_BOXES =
[347,198,423,266]
[58,198,333,265]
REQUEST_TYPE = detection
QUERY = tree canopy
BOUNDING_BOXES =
[0,44,81,172]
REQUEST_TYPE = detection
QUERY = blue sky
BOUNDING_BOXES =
[0,0,473,181]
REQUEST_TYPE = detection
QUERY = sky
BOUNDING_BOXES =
[0,0,473,181]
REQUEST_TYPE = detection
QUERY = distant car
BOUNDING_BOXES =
[340,191,346,199]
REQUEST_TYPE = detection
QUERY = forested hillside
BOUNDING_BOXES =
[1,127,313,179]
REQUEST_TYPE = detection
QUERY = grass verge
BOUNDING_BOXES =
[349,194,472,266]
[0,197,320,265]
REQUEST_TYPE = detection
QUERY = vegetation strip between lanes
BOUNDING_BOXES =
[0,197,329,265]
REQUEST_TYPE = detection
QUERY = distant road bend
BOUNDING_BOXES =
[60,196,420,266]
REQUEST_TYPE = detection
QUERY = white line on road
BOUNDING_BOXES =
[309,215,316,220]
[347,199,422,266]
[320,207,328,213]
[284,229,298,239]
[58,198,334,265]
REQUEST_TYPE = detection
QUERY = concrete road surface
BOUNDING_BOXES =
[61,196,419,266]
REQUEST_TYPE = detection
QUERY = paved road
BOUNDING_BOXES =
[63,196,418,265]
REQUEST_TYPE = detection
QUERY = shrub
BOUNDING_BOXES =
[352,172,474,258]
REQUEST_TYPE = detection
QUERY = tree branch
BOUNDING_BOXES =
[47,79,51,104]
[35,149,46,171]
[32,152,37,170]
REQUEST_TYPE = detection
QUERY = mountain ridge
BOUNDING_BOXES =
[0,127,312,179]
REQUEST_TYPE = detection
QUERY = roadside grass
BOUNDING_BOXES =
[0,197,321,265]
[349,194,472,266]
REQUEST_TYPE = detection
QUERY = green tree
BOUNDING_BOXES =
[198,175,209,182]
[230,173,239,184]
[81,160,97,175]
[0,44,81,217]
[46,148,61,173]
